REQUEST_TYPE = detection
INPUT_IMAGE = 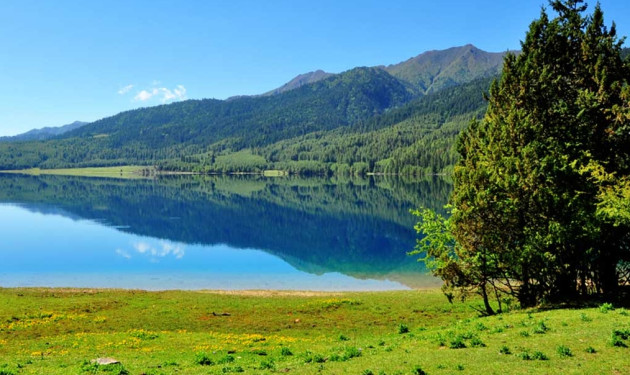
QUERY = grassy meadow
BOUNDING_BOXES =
[0,166,152,179]
[0,288,628,374]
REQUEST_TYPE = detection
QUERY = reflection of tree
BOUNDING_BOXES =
[0,174,450,277]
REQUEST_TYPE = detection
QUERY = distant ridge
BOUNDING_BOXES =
[264,70,334,96]
[0,121,88,142]
[263,45,508,97]
[383,44,508,94]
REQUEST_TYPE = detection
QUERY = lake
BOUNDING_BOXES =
[0,174,450,291]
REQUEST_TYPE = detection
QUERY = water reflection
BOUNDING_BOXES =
[0,174,450,290]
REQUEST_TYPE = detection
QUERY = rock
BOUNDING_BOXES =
[92,358,120,365]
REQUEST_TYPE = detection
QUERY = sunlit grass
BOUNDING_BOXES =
[0,288,628,374]
[0,166,152,179]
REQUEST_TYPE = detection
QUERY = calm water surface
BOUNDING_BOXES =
[0,174,449,290]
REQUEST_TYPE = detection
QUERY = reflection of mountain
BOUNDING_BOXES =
[0,174,451,282]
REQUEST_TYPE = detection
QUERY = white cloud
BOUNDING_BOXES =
[117,84,134,95]
[132,241,185,260]
[115,248,132,259]
[133,85,187,103]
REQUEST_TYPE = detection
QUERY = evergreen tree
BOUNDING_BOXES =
[449,0,630,307]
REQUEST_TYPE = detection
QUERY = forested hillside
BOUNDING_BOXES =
[0,121,87,142]
[0,45,506,175]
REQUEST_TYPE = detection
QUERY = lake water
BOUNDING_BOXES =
[0,174,450,291]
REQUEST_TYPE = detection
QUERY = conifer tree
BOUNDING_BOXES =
[448,0,630,307]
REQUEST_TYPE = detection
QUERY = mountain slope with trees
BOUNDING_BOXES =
[0,121,87,142]
[0,45,509,174]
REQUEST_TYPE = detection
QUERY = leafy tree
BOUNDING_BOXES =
[417,0,630,308]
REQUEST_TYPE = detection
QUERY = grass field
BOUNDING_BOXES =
[0,288,628,374]
[0,166,152,179]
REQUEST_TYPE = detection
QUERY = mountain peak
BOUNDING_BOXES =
[264,70,334,96]
[384,44,506,94]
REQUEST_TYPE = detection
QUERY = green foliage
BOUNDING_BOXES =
[532,351,549,360]
[449,0,630,309]
[499,346,511,355]
[556,345,573,357]
[599,303,615,313]
[194,352,214,366]
[411,365,427,375]
[0,75,489,176]
[398,323,410,334]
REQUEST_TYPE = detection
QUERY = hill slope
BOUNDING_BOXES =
[263,70,334,95]
[0,45,505,174]
[384,44,506,93]
[0,121,87,142]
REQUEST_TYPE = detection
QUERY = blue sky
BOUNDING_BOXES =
[1,0,629,136]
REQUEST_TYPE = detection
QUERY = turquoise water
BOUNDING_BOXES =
[0,174,449,290]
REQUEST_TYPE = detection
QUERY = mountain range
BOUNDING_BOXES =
[0,121,87,142]
[3,45,623,175]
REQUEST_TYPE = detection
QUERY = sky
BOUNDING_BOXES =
[1,0,629,136]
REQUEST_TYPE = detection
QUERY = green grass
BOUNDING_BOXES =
[0,166,152,179]
[0,288,628,374]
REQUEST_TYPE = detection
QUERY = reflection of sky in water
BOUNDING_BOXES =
[0,204,409,291]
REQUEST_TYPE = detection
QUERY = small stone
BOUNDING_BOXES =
[92,358,120,365]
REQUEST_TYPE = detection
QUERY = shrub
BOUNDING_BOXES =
[218,355,235,364]
[339,334,350,341]
[343,346,362,360]
[280,347,293,356]
[259,359,275,370]
[519,352,532,360]
[456,364,465,371]
[533,321,549,334]
[222,366,244,373]
[557,345,573,357]
[470,337,486,347]
[362,370,374,375]
[586,346,597,353]
[520,331,530,337]
[580,313,592,322]
[475,322,488,331]
[398,323,410,334]
[499,346,511,355]
[412,365,427,375]
[599,303,615,313]
[532,351,548,360]
[449,336,466,349]
[313,354,326,363]
[194,352,214,366]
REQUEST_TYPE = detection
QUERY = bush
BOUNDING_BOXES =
[259,359,275,370]
[449,336,466,349]
[499,346,511,355]
[470,337,486,347]
[532,351,548,360]
[343,346,362,360]
[280,347,293,356]
[194,352,214,366]
[600,303,615,313]
[610,329,629,347]
[533,321,549,334]
[339,334,350,341]
[218,355,234,364]
[398,323,410,334]
[557,345,573,357]
[586,346,597,353]
[519,352,532,360]
[412,366,427,375]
